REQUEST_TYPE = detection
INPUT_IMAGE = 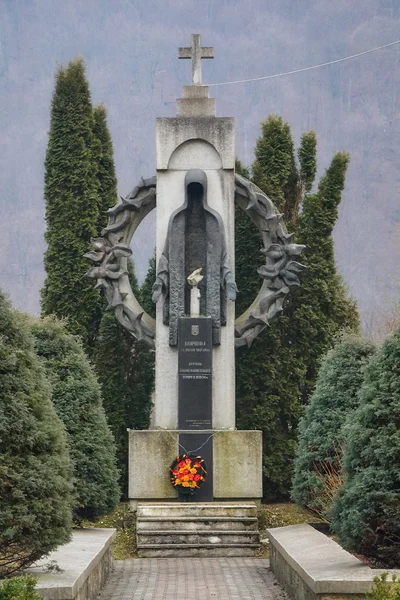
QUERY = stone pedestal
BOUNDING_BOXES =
[128,430,262,503]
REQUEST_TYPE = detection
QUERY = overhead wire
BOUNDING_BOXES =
[207,39,400,87]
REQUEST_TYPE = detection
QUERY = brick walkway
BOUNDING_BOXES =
[99,558,287,600]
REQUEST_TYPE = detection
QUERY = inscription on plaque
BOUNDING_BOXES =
[178,317,212,430]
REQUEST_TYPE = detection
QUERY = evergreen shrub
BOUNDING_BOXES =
[235,118,358,500]
[0,577,42,600]
[367,573,400,600]
[31,316,120,519]
[41,57,102,351]
[291,334,375,515]
[0,292,73,577]
[331,328,400,566]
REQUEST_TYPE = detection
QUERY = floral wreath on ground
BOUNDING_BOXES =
[169,454,207,494]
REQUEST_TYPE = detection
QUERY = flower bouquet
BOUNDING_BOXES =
[169,454,207,501]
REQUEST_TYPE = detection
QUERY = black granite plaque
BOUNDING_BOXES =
[178,317,212,375]
[178,317,212,430]
[178,374,212,429]
[179,432,213,502]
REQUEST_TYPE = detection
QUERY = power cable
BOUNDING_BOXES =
[208,39,400,87]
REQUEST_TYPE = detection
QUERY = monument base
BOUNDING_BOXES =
[128,429,262,503]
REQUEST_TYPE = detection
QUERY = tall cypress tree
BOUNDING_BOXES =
[235,116,359,500]
[41,58,102,351]
[93,103,118,232]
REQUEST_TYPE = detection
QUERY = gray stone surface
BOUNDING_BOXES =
[25,529,116,600]
[182,85,210,99]
[178,34,214,86]
[155,117,236,430]
[136,547,261,558]
[137,502,258,518]
[176,97,216,117]
[128,431,262,502]
[214,431,263,499]
[136,502,260,558]
[98,558,288,600]
[137,517,258,532]
[267,524,400,599]
[128,431,178,500]
[156,117,235,170]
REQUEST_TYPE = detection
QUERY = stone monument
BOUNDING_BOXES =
[86,34,305,519]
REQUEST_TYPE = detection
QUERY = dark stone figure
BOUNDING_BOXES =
[152,169,237,346]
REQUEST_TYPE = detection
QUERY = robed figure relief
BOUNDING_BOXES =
[152,169,237,346]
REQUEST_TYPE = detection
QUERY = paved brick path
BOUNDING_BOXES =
[99,558,287,600]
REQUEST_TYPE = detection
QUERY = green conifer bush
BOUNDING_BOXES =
[31,317,120,519]
[0,291,73,577]
[235,117,359,500]
[367,573,400,600]
[41,57,102,351]
[93,103,118,233]
[291,335,375,515]
[0,576,43,600]
[331,328,400,566]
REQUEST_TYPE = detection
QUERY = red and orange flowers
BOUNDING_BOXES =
[169,454,207,493]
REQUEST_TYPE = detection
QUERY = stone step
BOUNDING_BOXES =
[137,530,260,545]
[135,502,260,558]
[137,543,260,558]
[136,503,258,519]
[137,517,258,531]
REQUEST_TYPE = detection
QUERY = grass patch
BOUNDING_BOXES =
[259,502,321,529]
[258,502,322,558]
[80,503,136,559]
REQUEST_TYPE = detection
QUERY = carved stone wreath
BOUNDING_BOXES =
[85,174,305,349]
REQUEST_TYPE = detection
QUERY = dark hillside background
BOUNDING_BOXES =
[1,0,400,334]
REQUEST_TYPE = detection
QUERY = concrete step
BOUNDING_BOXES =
[135,502,260,557]
[136,503,258,519]
[137,544,260,558]
[137,530,260,545]
[137,517,258,531]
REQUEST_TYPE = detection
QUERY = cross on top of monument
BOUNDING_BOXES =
[179,34,214,86]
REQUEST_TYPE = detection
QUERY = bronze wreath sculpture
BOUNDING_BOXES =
[85,174,305,349]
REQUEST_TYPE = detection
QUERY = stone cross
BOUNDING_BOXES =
[179,34,214,85]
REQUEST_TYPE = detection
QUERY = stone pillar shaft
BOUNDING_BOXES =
[154,108,236,431]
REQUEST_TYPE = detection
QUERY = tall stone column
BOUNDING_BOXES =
[153,84,236,431]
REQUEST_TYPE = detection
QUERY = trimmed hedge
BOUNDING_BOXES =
[0,292,73,577]
[31,316,120,520]
[291,334,375,515]
[331,328,400,566]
